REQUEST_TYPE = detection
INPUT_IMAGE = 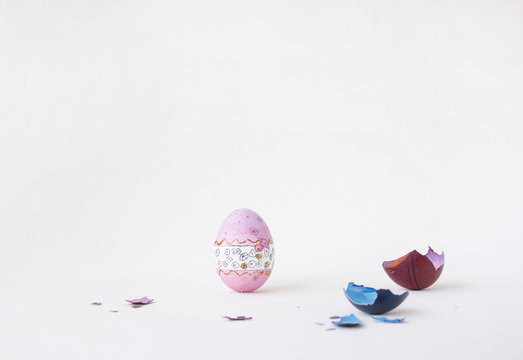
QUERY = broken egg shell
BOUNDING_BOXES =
[343,282,408,315]
[126,297,154,305]
[331,314,363,327]
[370,315,406,323]
[215,209,275,293]
[383,247,444,290]
[222,316,253,321]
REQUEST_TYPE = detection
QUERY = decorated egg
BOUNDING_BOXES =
[214,208,275,292]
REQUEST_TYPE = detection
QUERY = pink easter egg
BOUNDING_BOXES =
[214,209,275,292]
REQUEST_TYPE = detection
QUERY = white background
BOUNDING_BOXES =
[1,0,523,359]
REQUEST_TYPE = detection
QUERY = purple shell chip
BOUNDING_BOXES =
[126,297,154,305]
[223,316,253,321]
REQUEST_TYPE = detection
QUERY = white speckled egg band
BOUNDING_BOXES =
[215,245,275,271]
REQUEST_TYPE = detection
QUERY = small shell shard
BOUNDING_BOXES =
[383,247,444,290]
[370,315,406,323]
[222,315,253,321]
[126,297,154,305]
[344,282,408,315]
[331,314,363,327]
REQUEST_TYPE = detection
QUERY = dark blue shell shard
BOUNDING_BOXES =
[343,282,408,315]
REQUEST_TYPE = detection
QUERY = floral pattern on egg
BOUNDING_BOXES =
[215,242,275,271]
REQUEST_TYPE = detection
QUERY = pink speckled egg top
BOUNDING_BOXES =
[216,208,272,243]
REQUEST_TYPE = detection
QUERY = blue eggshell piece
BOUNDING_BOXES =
[331,314,363,327]
[345,283,378,305]
[370,315,406,323]
[344,282,409,315]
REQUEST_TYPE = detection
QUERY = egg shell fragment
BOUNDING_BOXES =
[343,282,408,315]
[331,314,363,327]
[382,247,444,290]
[215,209,275,293]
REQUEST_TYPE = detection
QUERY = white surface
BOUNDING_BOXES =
[1,1,523,359]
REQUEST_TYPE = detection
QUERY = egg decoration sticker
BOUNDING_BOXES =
[215,208,275,292]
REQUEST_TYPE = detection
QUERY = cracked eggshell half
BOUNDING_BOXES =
[382,247,444,290]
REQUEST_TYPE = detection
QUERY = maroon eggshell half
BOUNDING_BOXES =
[383,250,444,290]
